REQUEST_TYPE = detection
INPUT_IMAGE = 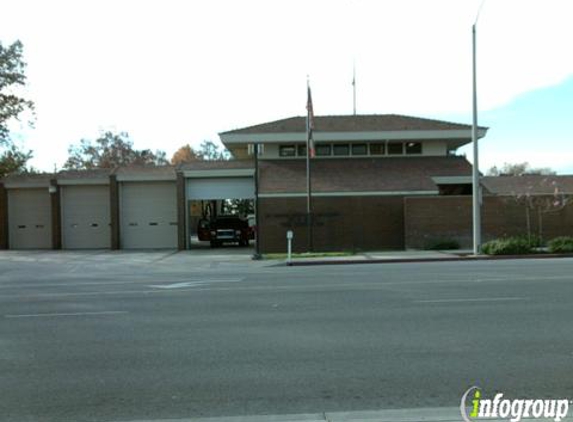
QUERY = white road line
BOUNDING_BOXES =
[414,297,529,304]
[4,311,129,318]
[0,278,245,290]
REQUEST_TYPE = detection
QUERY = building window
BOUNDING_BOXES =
[351,144,368,155]
[297,144,307,157]
[387,142,403,155]
[315,144,332,156]
[333,144,350,156]
[369,142,385,155]
[279,145,296,157]
[405,142,422,154]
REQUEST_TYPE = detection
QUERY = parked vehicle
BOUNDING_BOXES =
[197,215,251,247]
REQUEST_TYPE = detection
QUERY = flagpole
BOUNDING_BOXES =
[352,61,356,115]
[306,79,314,252]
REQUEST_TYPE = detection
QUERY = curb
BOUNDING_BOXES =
[286,253,573,267]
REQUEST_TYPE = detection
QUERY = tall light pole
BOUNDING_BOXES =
[472,22,481,255]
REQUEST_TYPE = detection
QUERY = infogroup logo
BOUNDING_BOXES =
[461,386,570,422]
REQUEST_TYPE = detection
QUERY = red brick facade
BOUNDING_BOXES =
[404,195,573,249]
[259,196,404,253]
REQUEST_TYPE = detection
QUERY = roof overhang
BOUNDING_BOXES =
[57,178,110,186]
[259,190,439,198]
[116,174,176,182]
[3,181,51,189]
[220,129,488,145]
[183,169,254,178]
[432,176,473,185]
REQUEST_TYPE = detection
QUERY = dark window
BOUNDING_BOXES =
[405,142,422,154]
[351,144,368,155]
[388,142,403,155]
[369,142,385,155]
[333,144,350,156]
[279,145,296,157]
[316,144,332,156]
[297,145,307,157]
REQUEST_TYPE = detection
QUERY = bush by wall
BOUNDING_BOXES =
[547,237,573,254]
[481,236,536,255]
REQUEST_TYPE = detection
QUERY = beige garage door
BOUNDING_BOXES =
[61,185,111,249]
[8,188,52,249]
[120,181,177,249]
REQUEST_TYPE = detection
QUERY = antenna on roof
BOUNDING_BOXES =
[352,61,357,116]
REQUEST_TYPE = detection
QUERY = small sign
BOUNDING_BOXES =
[286,230,293,240]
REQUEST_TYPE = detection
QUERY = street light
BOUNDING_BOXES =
[472,23,481,255]
[472,0,486,255]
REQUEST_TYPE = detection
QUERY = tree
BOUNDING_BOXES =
[505,177,570,242]
[171,144,200,165]
[0,39,34,177]
[196,140,230,161]
[0,143,33,176]
[63,131,168,170]
[487,162,556,176]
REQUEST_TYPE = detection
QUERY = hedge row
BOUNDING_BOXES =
[481,235,573,255]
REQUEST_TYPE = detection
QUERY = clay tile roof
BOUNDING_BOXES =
[259,156,472,194]
[482,175,573,195]
[221,114,485,135]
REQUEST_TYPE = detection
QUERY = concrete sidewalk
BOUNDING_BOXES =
[284,250,573,266]
[117,405,567,421]
[285,250,467,266]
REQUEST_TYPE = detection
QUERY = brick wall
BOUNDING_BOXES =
[404,195,573,249]
[259,196,404,253]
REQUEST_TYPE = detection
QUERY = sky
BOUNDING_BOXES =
[2,0,572,173]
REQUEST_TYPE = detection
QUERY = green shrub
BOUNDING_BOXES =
[515,234,543,248]
[424,238,460,250]
[547,237,573,253]
[481,236,534,255]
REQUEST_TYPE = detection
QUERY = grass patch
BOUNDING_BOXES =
[264,251,355,260]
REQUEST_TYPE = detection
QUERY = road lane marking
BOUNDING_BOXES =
[4,311,129,318]
[149,281,205,289]
[413,297,529,304]
[0,277,245,290]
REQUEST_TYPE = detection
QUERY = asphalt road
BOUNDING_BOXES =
[1,252,573,422]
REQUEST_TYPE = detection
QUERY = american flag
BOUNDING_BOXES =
[306,85,315,158]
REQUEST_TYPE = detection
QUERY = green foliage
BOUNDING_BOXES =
[0,40,35,145]
[64,131,168,169]
[487,162,555,176]
[223,199,254,216]
[0,143,33,177]
[196,140,230,161]
[481,236,538,255]
[547,237,573,254]
[423,238,460,250]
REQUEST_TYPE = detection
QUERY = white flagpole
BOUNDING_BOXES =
[352,61,356,115]
[306,78,313,252]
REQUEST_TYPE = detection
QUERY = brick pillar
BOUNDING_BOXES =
[0,183,8,249]
[110,175,120,250]
[50,179,62,249]
[176,172,186,251]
